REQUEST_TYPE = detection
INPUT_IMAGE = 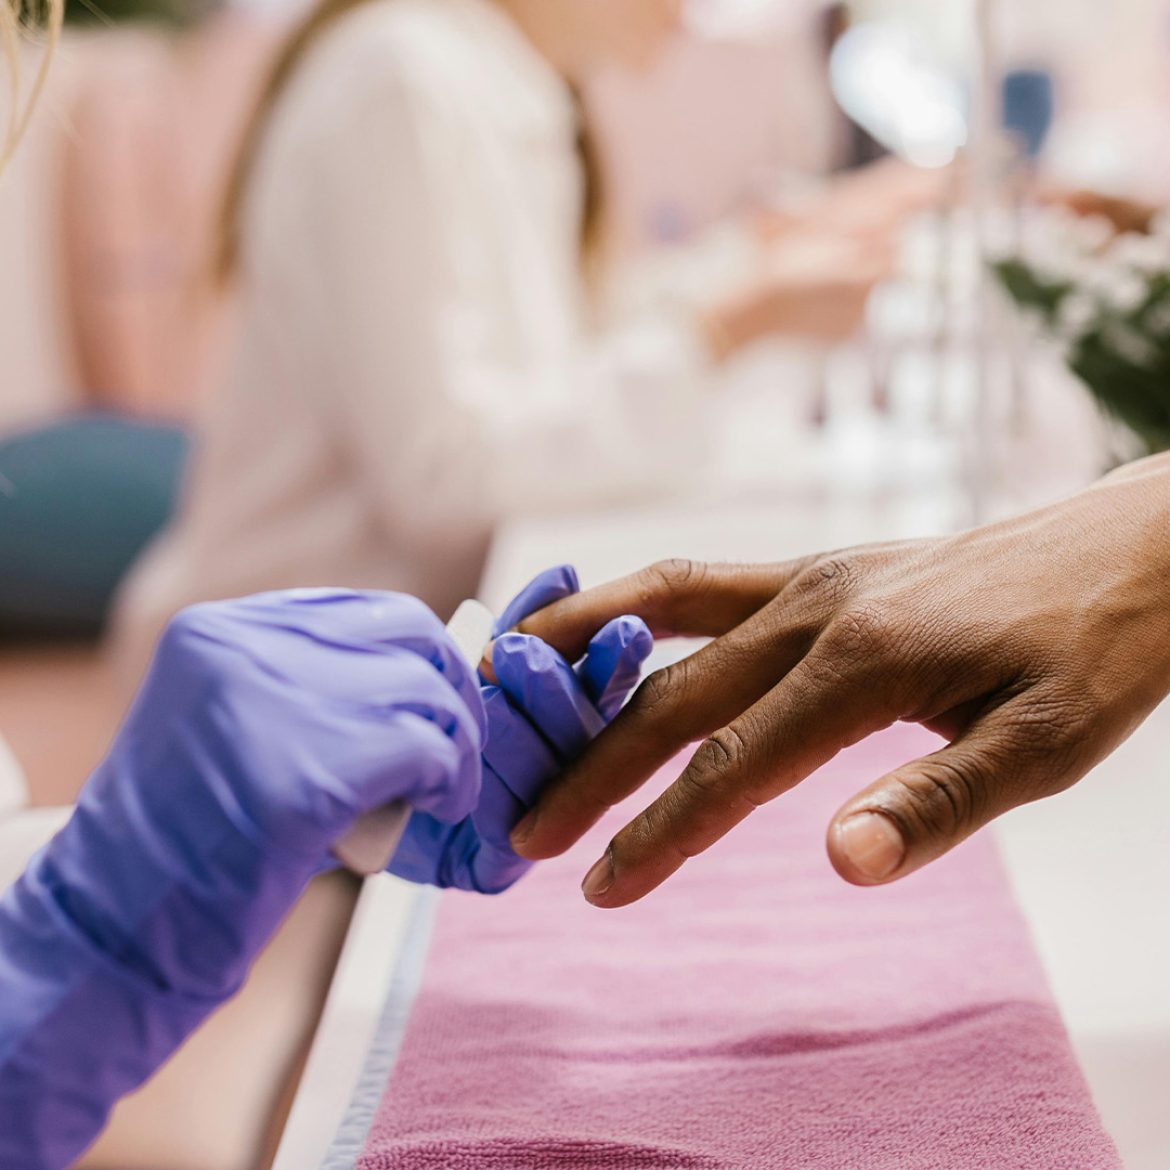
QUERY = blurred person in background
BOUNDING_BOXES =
[110,0,899,676]
[4,16,652,1167]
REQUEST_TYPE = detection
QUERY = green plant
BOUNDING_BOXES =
[23,0,208,27]
[994,232,1170,455]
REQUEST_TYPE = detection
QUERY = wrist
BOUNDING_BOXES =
[1094,455,1170,665]
[1098,450,1170,487]
[0,859,228,1170]
[42,750,312,998]
[0,757,317,1167]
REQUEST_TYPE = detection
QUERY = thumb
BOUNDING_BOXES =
[827,714,1033,886]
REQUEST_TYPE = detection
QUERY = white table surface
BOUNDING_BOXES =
[271,875,422,1170]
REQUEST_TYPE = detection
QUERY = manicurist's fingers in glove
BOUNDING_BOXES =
[491,564,582,638]
[488,616,654,803]
[162,589,487,837]
[390,567,652,895]
[470,619,653,892]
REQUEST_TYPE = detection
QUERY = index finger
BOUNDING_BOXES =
[506,559,810,665]
[579,643,904,909]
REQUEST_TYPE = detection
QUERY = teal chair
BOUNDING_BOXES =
[0,414,189,638]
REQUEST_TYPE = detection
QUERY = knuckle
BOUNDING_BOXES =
[662,725,761,845]
[158,601,235,659]
[168,599,232,632]
[812,555,859,596]
[621,806,695,865]
[626,663,685,723]
[1010,691,1085,748]
[1003,692,1092,791]
[395,591,443,629]
[823,601,899,660]
[639,558,708,607]
[884,756,987,843]
[791,555,859,607]
[691,724,749,780]
[371,592,448,643]
[152,601,252,703]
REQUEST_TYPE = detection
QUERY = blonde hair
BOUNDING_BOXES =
[2,0,63,170]
[216,0,605,281]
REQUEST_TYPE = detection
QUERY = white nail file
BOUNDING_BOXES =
[331,599,496,876]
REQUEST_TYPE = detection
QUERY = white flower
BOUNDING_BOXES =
[1055,292,1099,340]
[1107,231,1170,275]
[1100,271,1150,314]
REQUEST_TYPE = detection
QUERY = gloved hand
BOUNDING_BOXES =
[390,566,653,893]
[0,589,484,1170]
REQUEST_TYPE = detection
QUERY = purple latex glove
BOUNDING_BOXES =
[391,567,653,893]
[0,590,484,1170]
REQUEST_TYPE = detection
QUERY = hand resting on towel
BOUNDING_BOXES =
[502,453,1170,907]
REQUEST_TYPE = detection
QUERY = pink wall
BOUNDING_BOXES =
[0,8,836,427]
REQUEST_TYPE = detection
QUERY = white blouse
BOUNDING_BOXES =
[112,0,710,669]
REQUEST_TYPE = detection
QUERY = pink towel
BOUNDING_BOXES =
[360,725,1120,1169]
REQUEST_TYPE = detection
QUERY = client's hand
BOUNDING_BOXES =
[753,158,953,244]
[391,567,652,893]
[506,456,1170,907]
[703,232,895,357]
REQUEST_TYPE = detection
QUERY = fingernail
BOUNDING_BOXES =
[837,813,905,882]
[478,643,498,685]
[510,808,538,849]
[581,852,615,901]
